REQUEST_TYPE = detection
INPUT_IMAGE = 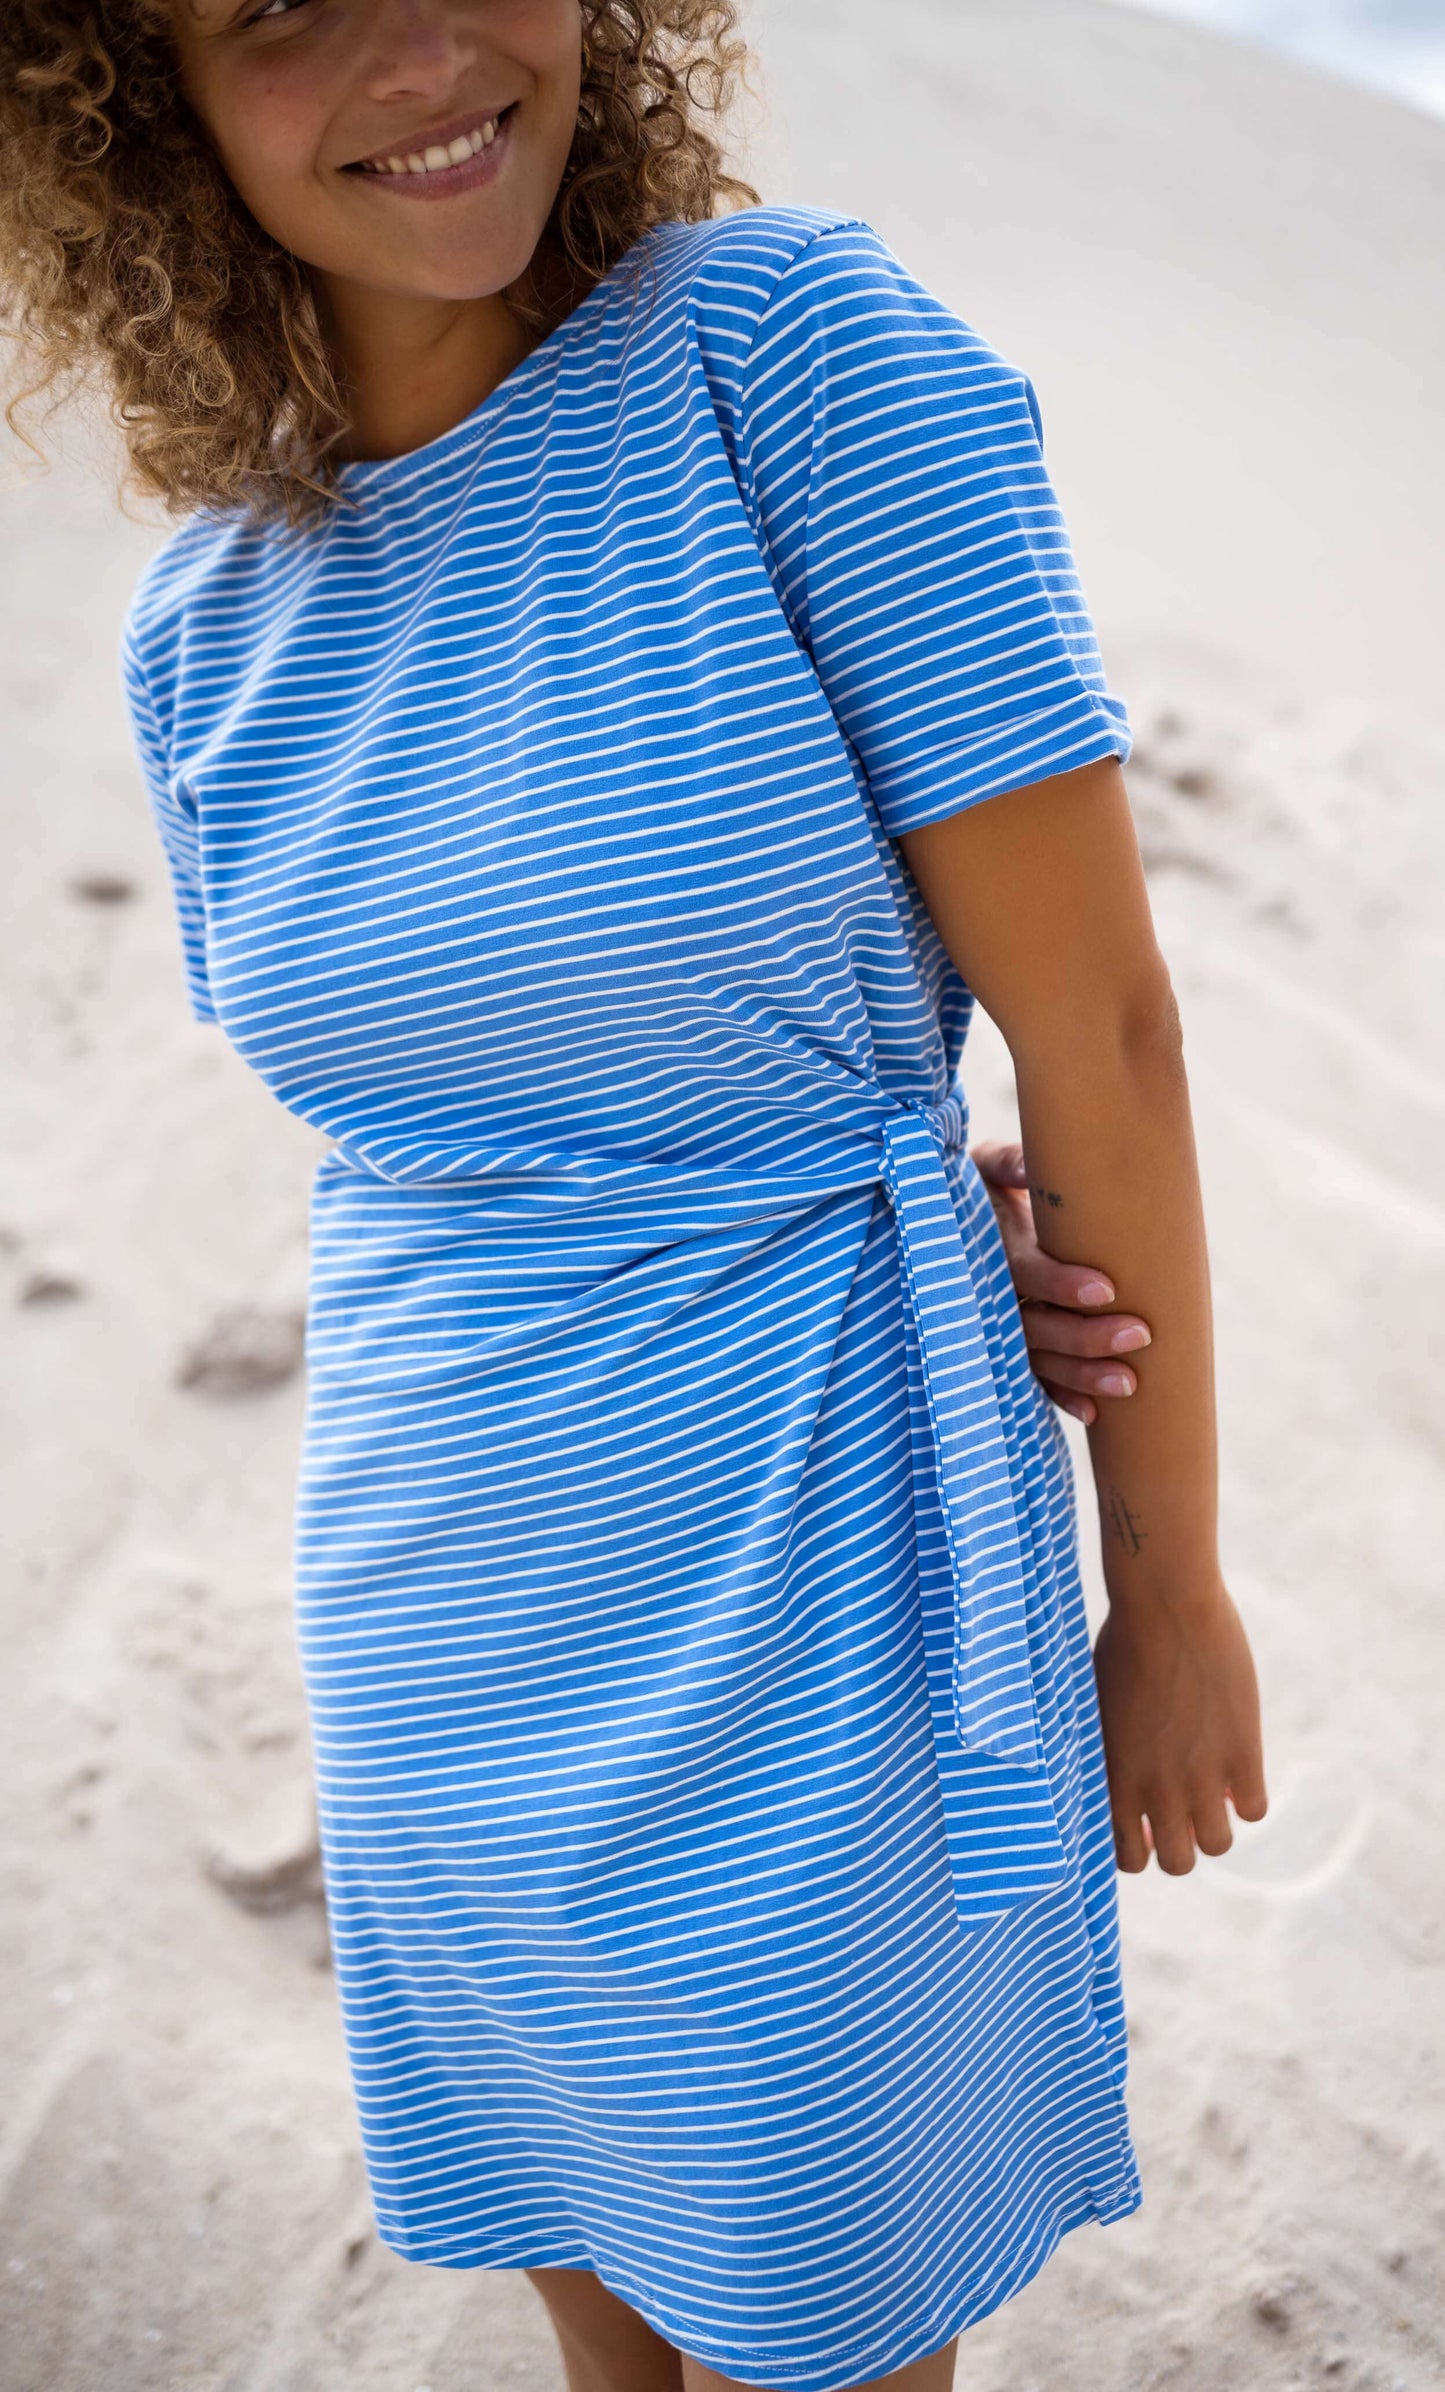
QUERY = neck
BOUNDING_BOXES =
[313,275,544,465]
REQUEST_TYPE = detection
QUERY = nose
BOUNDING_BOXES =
[359,0,482,104]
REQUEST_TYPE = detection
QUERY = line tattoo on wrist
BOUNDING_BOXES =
[1031,1183,1065,1208]
[1104,1485,1147,1557]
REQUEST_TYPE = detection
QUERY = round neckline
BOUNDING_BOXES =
[333,224,665,490]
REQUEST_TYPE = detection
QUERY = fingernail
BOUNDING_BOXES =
[1078,1279,1115,1305]
[1098,1370,1135,1395]
[1110,1324,1150,1352]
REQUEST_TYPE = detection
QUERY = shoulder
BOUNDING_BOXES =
[647,206,922,431]
[655,207,1025,406]
[121,505,276,716]
[655,207,1036,466]
[651,201,866,293]
[647,204,903,354]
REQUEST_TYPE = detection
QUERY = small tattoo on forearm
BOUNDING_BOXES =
[1104,1486,1147,1556]
[1031,1184,1065,1208]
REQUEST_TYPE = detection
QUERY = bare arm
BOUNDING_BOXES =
[970,1136,1155,1426]
[900,755,1267,1873]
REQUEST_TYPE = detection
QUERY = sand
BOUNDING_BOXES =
[2,1,1442,2386]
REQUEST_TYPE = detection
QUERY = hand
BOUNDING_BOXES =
[1092,1581,1268,1873]
[970,1137,1153,1426]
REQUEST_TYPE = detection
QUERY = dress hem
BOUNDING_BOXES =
[373,2145,1144,2391]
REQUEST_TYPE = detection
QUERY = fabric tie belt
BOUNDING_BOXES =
[878,1093,1047,1781]
[327,1088,1059,1904]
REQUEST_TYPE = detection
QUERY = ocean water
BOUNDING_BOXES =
[1120,0,1445,117]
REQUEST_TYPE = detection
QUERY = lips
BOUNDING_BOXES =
[344,102,517,179]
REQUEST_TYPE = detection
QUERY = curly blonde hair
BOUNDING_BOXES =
[0,0,759,525]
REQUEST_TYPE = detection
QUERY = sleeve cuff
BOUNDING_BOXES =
[867,687,1133,838]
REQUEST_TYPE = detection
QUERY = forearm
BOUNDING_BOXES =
[898,762,1265,1864]
[1013,995,1221,1609]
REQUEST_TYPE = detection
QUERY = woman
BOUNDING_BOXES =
[0,4,1267,2388]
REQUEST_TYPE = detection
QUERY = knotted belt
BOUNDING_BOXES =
[327,1085,1058,1894]
[878,1092,1047,1780]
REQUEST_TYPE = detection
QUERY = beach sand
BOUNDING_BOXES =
[2,2,1442,2385]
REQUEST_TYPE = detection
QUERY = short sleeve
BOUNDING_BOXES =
[732,220,1132,838]
[119,620,218,1026]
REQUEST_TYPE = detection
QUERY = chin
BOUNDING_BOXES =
[361,215,549,304]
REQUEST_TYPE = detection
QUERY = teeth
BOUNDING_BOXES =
[361,115,501,176]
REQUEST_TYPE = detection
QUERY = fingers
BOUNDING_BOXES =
[1028,1348,1140,1401]
[1189,1789,1235,1858]
[970,1139,1154,1418]
[1142,1798,1197,1876]
[970,1145,1127,1316]
[1228,1755,1270,1823]
[1012,1244,1121,1313]
[1114,1783,1260,1877]
[969,1143,1150,1332]
[1024,1304,1150,1422]
[1020,1302,1151,1365]
[1111,1791,1149,1873]
[968,1138,1028,1188]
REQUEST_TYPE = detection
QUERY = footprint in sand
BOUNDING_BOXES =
[175,1303,306,1397]
[204,1823,324,1917]
[68,871,136,905]
[204,1826,332,1970]
[17,1267,86,1306]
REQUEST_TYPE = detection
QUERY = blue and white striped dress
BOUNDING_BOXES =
[122,204,1142,2389]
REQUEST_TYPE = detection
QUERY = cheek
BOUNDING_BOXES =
[206,61,338,252]
[494,0,583,119]
[494,0,580,57]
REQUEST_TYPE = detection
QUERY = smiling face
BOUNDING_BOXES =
[168,0,584,306]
